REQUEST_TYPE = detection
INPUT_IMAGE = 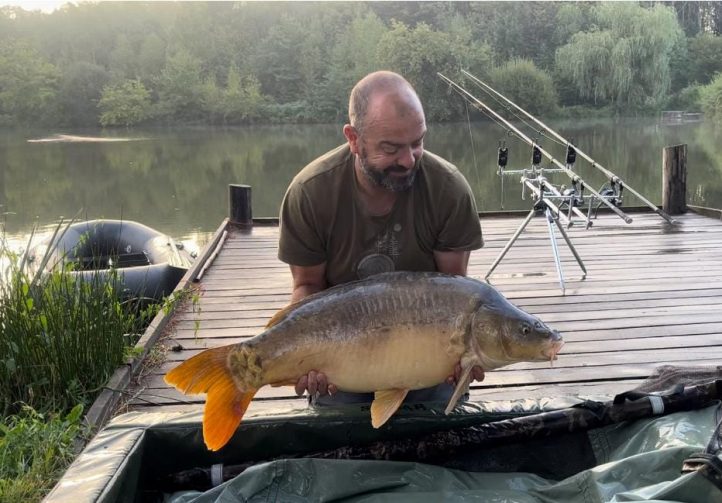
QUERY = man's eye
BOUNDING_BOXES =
[382,146,398,154]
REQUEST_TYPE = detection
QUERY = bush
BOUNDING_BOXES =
[98,79,153,127]
[699,73,722,125]
[667,84,703,111]
[490,58,558,116]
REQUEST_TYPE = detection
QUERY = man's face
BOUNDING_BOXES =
[351,92,426,192]
[357,139,423,192]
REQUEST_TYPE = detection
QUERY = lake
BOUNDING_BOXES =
[1,118,720,249]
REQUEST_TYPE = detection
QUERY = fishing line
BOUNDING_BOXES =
[468,78,566,149]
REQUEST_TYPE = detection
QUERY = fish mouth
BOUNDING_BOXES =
[542,336,564,365]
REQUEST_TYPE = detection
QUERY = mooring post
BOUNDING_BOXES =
[662,144,687,215]
[229,184,253,227]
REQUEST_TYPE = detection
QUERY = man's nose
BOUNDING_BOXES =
[397,146,417,169]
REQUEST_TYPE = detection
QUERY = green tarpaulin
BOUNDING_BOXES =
[46,393,722,503]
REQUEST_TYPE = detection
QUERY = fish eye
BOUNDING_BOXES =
[520,323,531,335]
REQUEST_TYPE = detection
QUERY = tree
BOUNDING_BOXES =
[323,11,388,121]
[376,21,493,122]
[138,33,166,82]
[97,78,151,127]
[221,64,264,124]
[699,73,722,125]
[109,33,137,81]
[555,3,682,110]
[57,61,110,126]
[0,40,59,125]
[490,59,558,116]
[155,49,204,122]
[687,34,722,85]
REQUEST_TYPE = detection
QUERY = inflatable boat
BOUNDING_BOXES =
[28,220,195,301]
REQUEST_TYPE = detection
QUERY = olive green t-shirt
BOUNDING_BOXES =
[278,144,483,286]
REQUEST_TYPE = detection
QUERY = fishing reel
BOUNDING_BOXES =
[593,177,624,218]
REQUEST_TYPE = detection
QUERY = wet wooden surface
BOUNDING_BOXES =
[130,211,722,413]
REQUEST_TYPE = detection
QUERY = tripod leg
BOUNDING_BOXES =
[552,212,587,279]
[545,208,565,295]
[485,208,536,280]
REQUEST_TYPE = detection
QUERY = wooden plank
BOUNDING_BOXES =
[129,211,722,418]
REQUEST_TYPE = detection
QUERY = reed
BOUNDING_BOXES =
[0,226,157,415]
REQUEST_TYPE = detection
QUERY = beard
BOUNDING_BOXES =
[358,149,419,192]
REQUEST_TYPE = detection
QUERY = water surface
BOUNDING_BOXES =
[1,118,720,247]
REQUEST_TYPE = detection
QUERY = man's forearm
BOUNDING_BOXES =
[291,283,325,303]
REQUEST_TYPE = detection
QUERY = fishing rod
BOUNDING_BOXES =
[460,69,676,225]
[438,72,633,224]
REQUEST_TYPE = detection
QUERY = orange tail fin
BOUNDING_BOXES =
[165,346,258,451]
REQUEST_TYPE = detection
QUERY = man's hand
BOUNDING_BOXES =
[295,370,338,397]
[445,363,485,386]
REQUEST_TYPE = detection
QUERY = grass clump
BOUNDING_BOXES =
[0,405,84,502]
[0,247,155,414]
[0,223,165,501]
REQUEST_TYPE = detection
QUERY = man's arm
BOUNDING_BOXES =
[433,249,471,276]
[289,263,327,303]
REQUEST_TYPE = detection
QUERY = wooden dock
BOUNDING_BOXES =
[129,210,722,416]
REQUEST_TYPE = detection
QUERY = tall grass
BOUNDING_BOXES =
[0,227,157,415]
[0,222,167,501]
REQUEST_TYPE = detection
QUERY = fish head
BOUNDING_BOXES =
[471,301,563,367]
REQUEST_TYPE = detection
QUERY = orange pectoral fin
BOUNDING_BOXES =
[370,389,409,429]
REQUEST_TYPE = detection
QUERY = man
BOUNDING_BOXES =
[278,71,484,405]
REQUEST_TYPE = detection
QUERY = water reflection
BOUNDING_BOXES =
[1,118,720,247]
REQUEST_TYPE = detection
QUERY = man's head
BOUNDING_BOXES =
[344,71,427,192]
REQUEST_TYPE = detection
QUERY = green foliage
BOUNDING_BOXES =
[322,11,387,121]
[555,3,683,110]
[486,2,565,69]
[202,64,266,125]
[0,2,717,125]
[0,405,85,502]
[490,58,558,116]
[686,34,722,85]
[155,49,205,122]
[0,40,59,126]
[98,79,151,127]
[0,232,149,413]
[699,73,722,125]
[58,61,110,126]
[377,21,492,122]
[667,84,703,111]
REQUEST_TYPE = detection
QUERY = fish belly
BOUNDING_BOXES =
[264,325,461,393]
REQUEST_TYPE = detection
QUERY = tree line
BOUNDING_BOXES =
[2,1,722,128]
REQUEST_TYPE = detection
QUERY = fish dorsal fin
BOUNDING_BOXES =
[370,389,409,428]
[265,302,298,328]
[265,291,327,328]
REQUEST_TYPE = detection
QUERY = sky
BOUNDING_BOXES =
[1,0,81,12]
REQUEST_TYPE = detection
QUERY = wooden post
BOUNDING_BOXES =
[662,144,687,215]
[229,184,252,226]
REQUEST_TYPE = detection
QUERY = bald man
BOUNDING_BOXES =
[278,71,485,405]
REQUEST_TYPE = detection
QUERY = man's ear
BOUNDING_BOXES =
[343,124,360,155]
